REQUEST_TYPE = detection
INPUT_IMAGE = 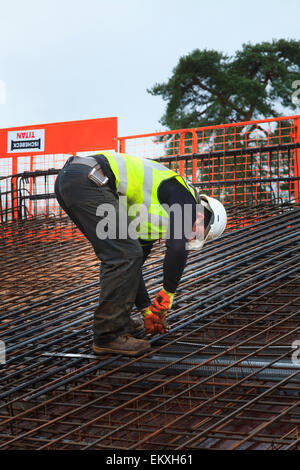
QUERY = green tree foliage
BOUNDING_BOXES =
[149,40,300,206]
[148,39,300,130]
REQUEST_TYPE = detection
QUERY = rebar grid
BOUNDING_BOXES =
[0,201,299,450]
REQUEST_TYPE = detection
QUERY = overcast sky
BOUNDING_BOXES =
[0,0,299,137]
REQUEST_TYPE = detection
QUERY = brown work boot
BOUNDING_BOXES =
[125,317,144,336]
[93,334,151,357]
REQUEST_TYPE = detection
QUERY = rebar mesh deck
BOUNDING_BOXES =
[0,202,299,450]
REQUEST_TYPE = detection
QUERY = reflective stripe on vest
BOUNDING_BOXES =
[98,151,197,240]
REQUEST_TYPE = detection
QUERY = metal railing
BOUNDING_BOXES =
[119,114,300,204]
[1,115,300,223]
[0,143,299,225]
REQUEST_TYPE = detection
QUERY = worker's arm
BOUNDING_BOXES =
[144,179,198,334]
[134,241,154,310]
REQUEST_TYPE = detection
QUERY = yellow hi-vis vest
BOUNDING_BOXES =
[98,151,197,241]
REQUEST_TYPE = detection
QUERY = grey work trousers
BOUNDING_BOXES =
[54,163,143,346]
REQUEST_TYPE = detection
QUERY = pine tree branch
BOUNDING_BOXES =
[194,78,244,116]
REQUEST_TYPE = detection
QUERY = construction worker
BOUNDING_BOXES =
[54,152,227,357]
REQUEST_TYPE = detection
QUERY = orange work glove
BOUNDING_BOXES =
[142,289,175,335]
[150,288,175,316]
[142,307,166,335]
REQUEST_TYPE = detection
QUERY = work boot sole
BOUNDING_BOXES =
[92,344,151,357]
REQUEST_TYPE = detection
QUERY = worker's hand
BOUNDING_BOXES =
[142,289,174,335]
[150,288,175,316]
[142,307,167,335]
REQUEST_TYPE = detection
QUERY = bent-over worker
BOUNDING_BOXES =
[55,152,227,356]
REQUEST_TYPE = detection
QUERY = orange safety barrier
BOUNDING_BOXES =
[0,117,118,219]
[1,114,300,224]
[0,117,118,174]
[118,115,300,205]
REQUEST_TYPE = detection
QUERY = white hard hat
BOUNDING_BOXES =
[199,194,227,241]
[186,193,227,251]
